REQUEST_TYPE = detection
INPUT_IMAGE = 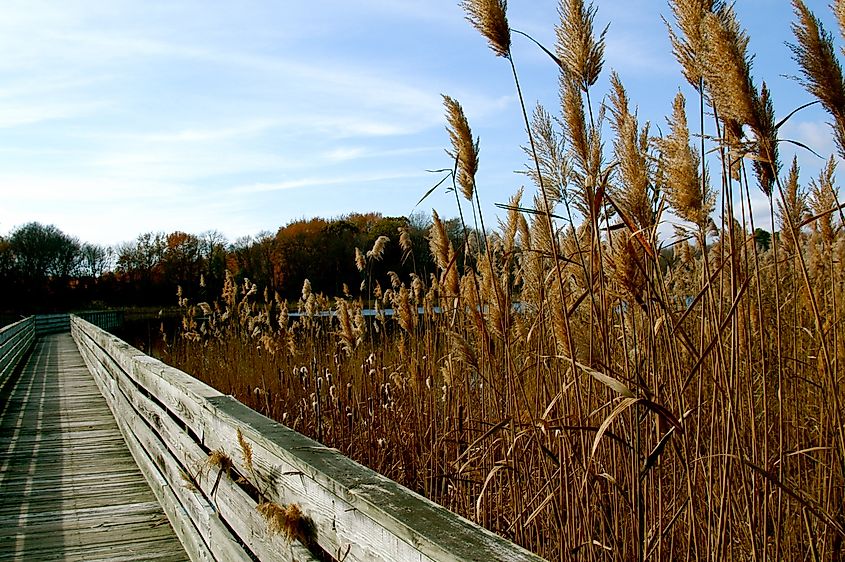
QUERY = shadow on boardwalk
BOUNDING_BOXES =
[0,334,186,561]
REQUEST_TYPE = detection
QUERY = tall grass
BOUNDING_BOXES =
[164,1,845,559]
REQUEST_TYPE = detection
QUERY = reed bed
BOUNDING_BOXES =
[164,1,845,559]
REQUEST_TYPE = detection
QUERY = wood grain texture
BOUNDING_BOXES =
[0,333,188,562]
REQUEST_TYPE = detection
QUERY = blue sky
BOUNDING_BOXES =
[0,0,839,246]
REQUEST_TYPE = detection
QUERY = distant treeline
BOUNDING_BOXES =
[0,213,464,314]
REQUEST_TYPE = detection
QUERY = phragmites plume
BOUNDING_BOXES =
[662,92,714,227]
[523,103,569,205]
[301,278,312,301]
[561,75,589,172]
[778,157,808,254]
[608,231,645,306]
[809,156,839,244]
[699,8,756,127]
[367,235,390,261]
[751,82,780,197]
[335,298,359,355]
[665,0,723,88]
[556,0,607,90]
[354,247,366,272]
[429,210,450,271]
[609,72,655,232]
[443,95,480,201]
[429,210,460,295]
[790,0,845,159]
[236,428,254,473]
[836,0,845,42]
[398,226,413,263]
[460,0,511,58]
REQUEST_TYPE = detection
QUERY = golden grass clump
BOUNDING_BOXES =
[257,502,310,544]
[460,0,511,58]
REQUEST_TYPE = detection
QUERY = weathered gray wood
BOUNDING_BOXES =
[75,325,319,562]
[0,333,187,562]
[72,316,545,562]
[0,316,34,394]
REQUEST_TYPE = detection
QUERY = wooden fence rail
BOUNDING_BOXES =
[0,316,35,394]
[70,315,543,562]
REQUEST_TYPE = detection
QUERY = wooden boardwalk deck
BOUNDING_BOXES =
[0,333,187,561]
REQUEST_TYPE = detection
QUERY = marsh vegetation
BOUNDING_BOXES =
[162,1,845,559]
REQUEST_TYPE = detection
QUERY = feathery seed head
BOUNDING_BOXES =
[367,235,390,261]
[809,156,839,244]
[556,0,607,90]
[778,157,807,254]
[523,103,569,205]
[398,226,413,261]
[661,92,714,227]
[354,247,366,271]
[700,8,757,127]
[666,0,724,88]
[561,74,589,172]
[461,0,511,57]
[836,0,845,43]
[443,95,480,201]
[609,72,655,232]
[751,82,780,197]
[790,0,845,158]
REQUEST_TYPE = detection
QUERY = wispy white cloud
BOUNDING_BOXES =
[230,171,427,195]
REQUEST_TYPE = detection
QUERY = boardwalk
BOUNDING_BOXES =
[0,333,187,561]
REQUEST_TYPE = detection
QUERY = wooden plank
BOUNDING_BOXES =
[72,316,543,562]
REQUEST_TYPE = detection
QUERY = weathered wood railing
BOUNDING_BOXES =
[0,316,35,393]
[70,315,543,562]
[35,310,124,335]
